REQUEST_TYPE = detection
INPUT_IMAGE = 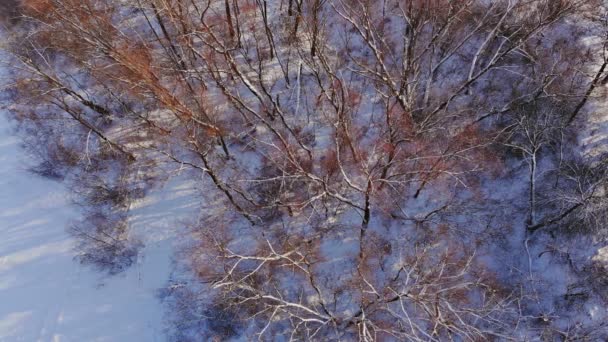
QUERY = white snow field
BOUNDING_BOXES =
[0,112,198,341]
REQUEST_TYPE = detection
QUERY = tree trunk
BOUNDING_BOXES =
[224,0,236,42]
[528,154,537,226]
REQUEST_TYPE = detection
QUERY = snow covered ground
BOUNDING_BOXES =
[0,112,198,341]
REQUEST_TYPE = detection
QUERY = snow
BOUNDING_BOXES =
[593,246,608,268]
[0,113,197,341]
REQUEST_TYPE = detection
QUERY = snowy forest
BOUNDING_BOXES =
[2,0,608,340]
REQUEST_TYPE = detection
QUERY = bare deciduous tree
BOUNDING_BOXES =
[2,0,608,340]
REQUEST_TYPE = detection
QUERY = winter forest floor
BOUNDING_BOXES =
[0,112,197,341]
[4,1,608,340]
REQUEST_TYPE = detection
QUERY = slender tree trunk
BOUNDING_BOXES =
[567,60,607,125]
[360,180,372,259]
[258,0,275,59]
[311,0,321,57]
[528,154,537,226]
[224,0,236,42]
[232,0,242,47]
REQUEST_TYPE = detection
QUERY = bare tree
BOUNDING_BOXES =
[2,0,608,340]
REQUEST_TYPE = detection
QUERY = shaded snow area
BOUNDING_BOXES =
[0,113,198,341]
